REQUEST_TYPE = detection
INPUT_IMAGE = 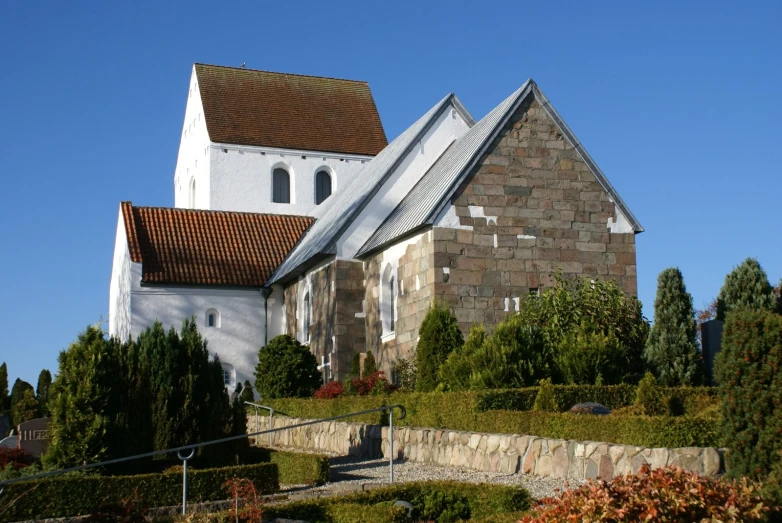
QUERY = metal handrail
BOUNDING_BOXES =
[0,404,407,514]
[245,401,274,447]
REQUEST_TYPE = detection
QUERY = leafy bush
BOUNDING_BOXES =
[314,381,345,399]
[716,257,777,322]
[643,267,704,386]
[554,322,625,385]
[517,273,649,383]
[0,462,279,520]
[255,334,321,399]
[392,353,417,391]
[0,448,36,470]
[351,371,396,396]
[716,309,782,483]
[416,300,464,392]
[468,319,548,389]
[439,324,487,391]
[532,379,557,412]
[520,465,772,523]
[634,371,661,415]
[363,350,377,376]
[413,489,471,523]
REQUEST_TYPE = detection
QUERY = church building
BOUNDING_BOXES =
[109,63,642,393]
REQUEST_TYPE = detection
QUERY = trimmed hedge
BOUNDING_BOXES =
[261,481,530,523]
[0,462,279,521]
[477,410,721,448]
[247,447,329,485]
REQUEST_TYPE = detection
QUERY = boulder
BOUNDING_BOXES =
[569,402,611,415]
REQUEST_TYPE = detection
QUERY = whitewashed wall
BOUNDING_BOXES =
[337,105,471,259]
[108,209,133,341]
[173,67,210,209]
[208,144,369,216]
[127,263,266,394]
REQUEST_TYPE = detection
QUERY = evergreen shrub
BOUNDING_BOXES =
[415,301,464,392]
[716,258,777,322]
[254,335,321,399]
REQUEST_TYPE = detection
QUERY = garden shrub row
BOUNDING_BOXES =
[0,461,279,521]
[247,447,329,485]
[262,388,720,448]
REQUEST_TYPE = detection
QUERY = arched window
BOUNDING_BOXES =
[188,177,196,208]
[206,308,220,328]
[315,170,332,205]
[272,168,290,203]
[381,264,396,336]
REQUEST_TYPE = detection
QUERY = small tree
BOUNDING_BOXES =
[363,350,377,376]
[415,300,464,392]
[11,389,39,426]
[533,378,558,412]
[644,268,704,386]
[240,380,255,403]
[255,335,321,399]
[439,324,487,391]
[555,322,626,385]
[350,353,361,378]
[716,258,776,321]
[0,362,8,410]
[36,369,52,416]
[9,379,35,426]
[715,309,782,482]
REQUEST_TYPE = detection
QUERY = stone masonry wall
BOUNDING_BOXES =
[365,231,436,377]
[250,414,725,481]
[433,97,637,333]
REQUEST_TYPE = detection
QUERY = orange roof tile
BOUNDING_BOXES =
[121,202,313,287]
[195,64,388,156]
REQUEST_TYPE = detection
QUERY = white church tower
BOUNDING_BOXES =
[172,64,388,216]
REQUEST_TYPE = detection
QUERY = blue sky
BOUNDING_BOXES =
[1,1,780,387]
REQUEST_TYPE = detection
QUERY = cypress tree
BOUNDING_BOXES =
[36,369,52,416]
[643,268,704,386]
[0,362,8,411]
[10,379,35,426]
[11,389,39,426]
[350,353,361,378]
[716,258,776,321]
[363,350,377,376]
[415,300,464,392]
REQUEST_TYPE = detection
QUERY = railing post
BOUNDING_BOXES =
[389,406,394,483]
[178,448,195,515]
[254,405,259,445]
[269,408,274,447]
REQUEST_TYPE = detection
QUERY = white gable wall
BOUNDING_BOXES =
[208,144,369,216]
[174,67,211,209]
[336,106,471,259]
[108,208,134,341]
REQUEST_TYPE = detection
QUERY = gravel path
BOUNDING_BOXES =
[277,453,584,502]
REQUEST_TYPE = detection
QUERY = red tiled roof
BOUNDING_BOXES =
[121,202,313,287]
[195,64,388,156]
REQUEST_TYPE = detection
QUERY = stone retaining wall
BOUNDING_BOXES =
[250,414,725,481]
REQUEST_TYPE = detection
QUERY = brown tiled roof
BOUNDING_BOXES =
[121,202,313,287]
[195,64,388,156]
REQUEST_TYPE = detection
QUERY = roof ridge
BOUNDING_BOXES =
[130,204,315,221]
[194,63,370,85]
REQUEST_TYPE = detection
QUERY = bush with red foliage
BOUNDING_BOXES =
[313,380,344,399]
[351,371,396,396]
[0,448,37,470]
[519,465,773,523]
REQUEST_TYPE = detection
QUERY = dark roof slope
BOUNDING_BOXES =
[121,202,313,287]
[195,64,388,156]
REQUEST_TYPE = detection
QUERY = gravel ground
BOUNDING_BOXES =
[277,453,584,501]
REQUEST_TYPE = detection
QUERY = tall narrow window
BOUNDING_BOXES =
[188,177,196,208]
[272,168,290,203]
[315,170,332,205]
[389,276,395,332]
[303,292,311,342]
[381,264,396,336]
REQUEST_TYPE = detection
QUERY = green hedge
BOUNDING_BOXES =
[477,410,721,448]
[247,447,329,485]
[0,462,279,521]
[261,481,530,523]
[477,385,638,412]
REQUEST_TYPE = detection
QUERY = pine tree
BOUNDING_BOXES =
[0,362,8,411]
[363,350,377,376]
[643,268,704,386]
[415,300,464,392]
[36,369,52,416]
[716,258,776,321]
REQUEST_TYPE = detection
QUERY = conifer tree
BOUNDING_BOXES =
[415,300,464,392]
[36,369,52,416]
[644,268,704,386]
[10,379,35,425]
[12,389,39,425]
[255,335,321,399]
[0,362,8,411]
[240,380,255,403]
[350,353,361,378]
[716,258,776,321]
[363,350,377,376]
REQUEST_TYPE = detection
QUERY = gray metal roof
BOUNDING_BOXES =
[267,93,474,285]
[357,80,643,257]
